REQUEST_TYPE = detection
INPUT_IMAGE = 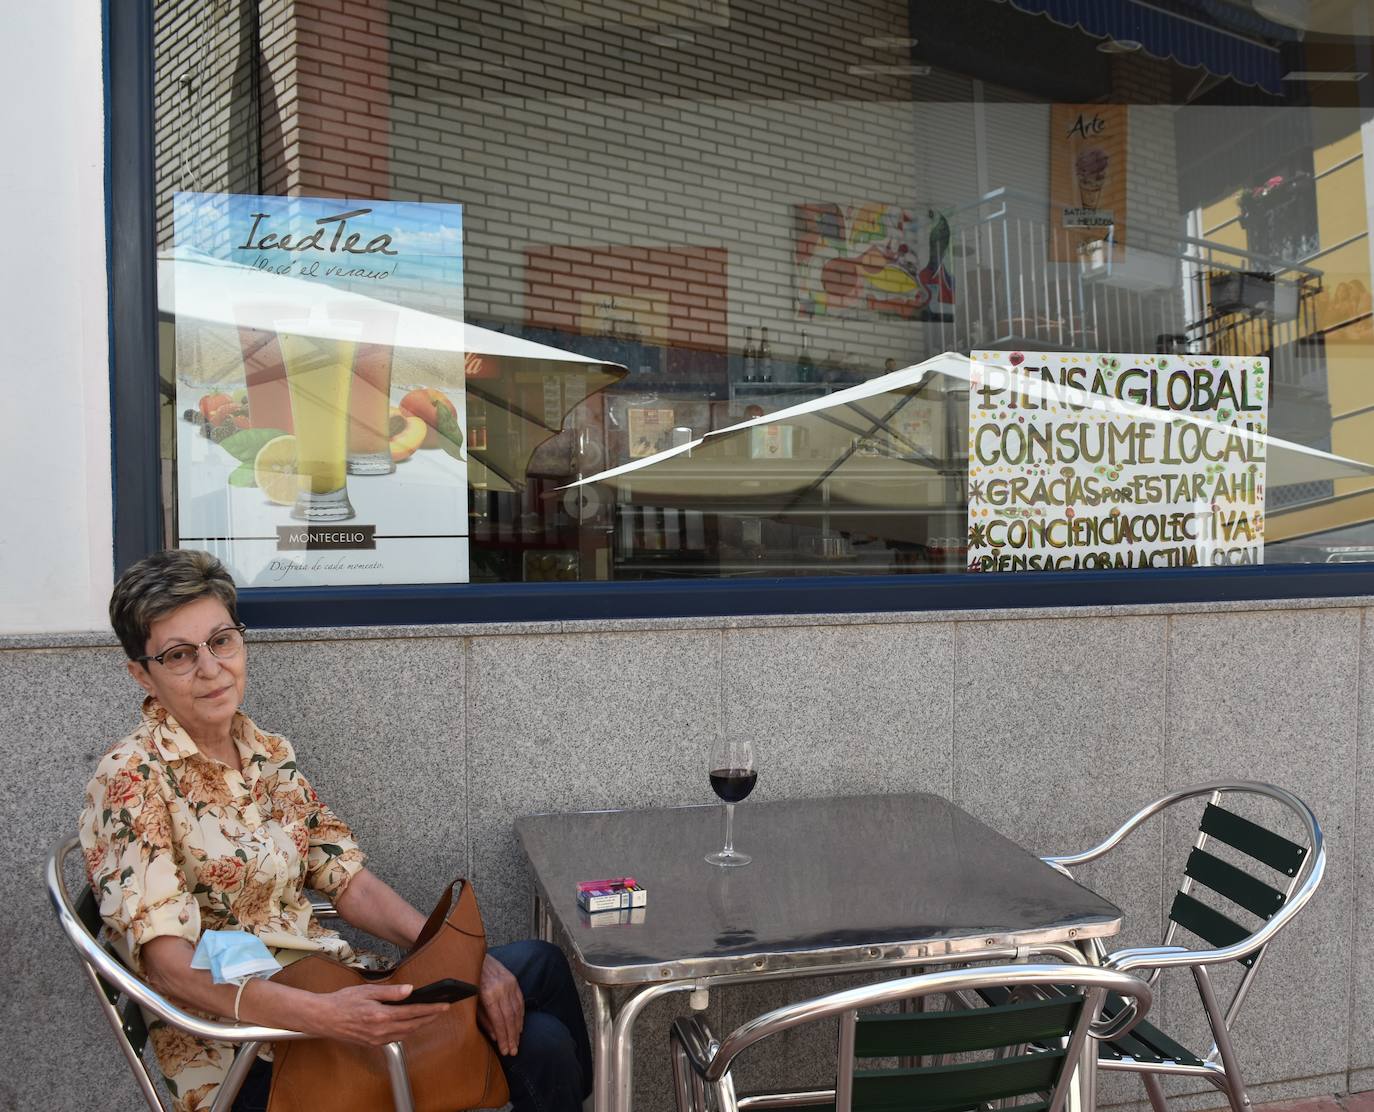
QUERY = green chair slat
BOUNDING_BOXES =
[123,1000,150,1056]
[1200,804,1307,877]
[1169,891,1255,966]
[1130,1018,1204,1067]
[76,883,151,1050]
[852,1051,1065,1112]
[856,1054,1064,1110]
[75,886,102,936]
[1101,1014,1164,1064]
[74,885,123,1006]
[1185,847,1286,920]
[789,1099,1051,1112]
[1099,1000,1204,1067]
[854,996,1083,1058]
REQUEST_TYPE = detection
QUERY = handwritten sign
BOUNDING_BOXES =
[967,351,1269,572]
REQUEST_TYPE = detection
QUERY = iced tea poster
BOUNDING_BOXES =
[967,352,1268,572]
[173,192,469,586]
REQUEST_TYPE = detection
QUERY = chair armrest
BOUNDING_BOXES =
[671,1015,719,1079]
[1105,836,1325,973]
[47,839,308,1044]
[1041,794,1176,869]
[1103,945,1193,974]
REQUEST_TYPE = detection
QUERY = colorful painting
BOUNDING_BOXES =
[794,203,954,320]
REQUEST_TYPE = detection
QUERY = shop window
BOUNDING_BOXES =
[111,0,1374,618]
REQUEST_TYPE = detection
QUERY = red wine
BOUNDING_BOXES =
[710,767,758,803]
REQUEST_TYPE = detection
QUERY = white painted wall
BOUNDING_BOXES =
[0,0,113,633]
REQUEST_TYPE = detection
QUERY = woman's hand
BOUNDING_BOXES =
[311,983,450,1047]
[477,954,524,1056]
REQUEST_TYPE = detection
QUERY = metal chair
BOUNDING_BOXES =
[46,836,417,1112]
[1041,782,1326,1112]
[669,963,1153,1112]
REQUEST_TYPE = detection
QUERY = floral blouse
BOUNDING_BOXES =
[79,697,369,1112]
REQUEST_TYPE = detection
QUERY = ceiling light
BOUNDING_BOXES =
[1283,69,1367,81]
[1097,38,1143,53]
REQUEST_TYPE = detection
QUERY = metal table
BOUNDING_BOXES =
[515,792,1123,1112]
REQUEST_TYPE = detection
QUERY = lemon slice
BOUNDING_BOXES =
[253,435,300,506]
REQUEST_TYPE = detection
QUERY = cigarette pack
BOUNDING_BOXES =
[576,877,648,914]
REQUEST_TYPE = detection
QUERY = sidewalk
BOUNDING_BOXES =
[1206,1095,1374,1112]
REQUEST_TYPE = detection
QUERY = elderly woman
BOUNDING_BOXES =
[80,549,591,1112]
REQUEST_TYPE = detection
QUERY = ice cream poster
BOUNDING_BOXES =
[172,191,470,587]
[967,351,1268,572]
[794,203,954,320]
[1049,105,1128,262]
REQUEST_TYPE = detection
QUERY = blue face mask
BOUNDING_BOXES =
[190,930,283,985]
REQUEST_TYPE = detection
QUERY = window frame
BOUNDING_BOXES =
[109,0,1374,628]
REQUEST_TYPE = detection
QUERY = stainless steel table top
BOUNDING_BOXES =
[515,792,1122,985]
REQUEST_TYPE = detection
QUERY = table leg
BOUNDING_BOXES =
[609,982,696,1112]
[593,985,615,1112]
[531,892,554,942]
[1070,939,1098,1112]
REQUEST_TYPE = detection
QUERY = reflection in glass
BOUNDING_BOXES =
[335,305,399,476]
[153,0,1374,580]
[274,319,360,522]
[234,303,294,434]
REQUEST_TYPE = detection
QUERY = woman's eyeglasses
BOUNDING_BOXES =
[137,625,247,675]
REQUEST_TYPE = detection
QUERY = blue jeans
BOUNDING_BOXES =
[232,940,592,1112]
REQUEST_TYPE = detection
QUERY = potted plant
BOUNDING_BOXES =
[1237,172,1315,261]
[1208,270,1274,315]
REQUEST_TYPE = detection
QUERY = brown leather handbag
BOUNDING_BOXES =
[266,878,510,1112]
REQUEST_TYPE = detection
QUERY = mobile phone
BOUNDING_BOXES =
[387,978,479,1006]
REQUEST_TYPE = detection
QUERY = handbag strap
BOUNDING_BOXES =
[412,878,461,950]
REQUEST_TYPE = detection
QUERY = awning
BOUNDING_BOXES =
[993,0,1287,93]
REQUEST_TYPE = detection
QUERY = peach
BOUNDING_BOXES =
[199,392,234,420]
[389,414,428,462]
[400,387,458,450]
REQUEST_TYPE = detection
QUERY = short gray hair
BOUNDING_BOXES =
[109,549,239,661]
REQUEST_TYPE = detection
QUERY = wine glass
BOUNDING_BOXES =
[706,735,757,867]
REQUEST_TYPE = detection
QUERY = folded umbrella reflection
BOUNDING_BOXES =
[566,352,1374,548]
[160,249,627,491]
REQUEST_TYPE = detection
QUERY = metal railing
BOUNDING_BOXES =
[932,188,1322,358]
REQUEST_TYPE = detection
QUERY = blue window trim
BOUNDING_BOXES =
[108,0,1374,628]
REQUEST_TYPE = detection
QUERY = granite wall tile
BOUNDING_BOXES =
[9,603,1371,1112]
[466,627,723,1112]
[952,614,1171,1107]
[720,621,955,800]
[1,645,151,1112]
[245,635,468,911]
[1162,608,1359,1092]
[953,615,1169,951]
[466,628,722,943]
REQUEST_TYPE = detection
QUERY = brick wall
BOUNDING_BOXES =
[154,0,265,247]
[292,0,391,198]
[156,0,390,245]
[153,2,1196,373]
[385,0,950,373]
